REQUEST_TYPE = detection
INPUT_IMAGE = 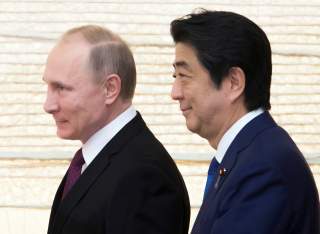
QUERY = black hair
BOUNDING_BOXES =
[170,9,272,110]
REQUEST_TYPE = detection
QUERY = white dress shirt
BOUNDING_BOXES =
[215,108,264,163]
[81,106,137,172]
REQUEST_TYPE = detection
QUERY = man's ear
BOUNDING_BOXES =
[102,74,121,105]
[225,67,246,102]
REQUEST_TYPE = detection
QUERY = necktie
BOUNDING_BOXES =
[62,149,85,199]
[204,157,220,197]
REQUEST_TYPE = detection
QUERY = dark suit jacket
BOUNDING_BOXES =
[192,112,319,234]
[48,113,190,234]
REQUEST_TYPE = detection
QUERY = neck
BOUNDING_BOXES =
[106,100,132,123]
[208,104,248,149]
[80,99,132,144]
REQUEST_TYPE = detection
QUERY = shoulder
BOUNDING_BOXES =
[234,124,316,196]
[246,125,304,167]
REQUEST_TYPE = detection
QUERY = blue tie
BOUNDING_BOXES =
[204,157,220,197]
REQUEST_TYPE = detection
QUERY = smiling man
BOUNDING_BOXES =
[43,25,190,234]
[170,10,319,234]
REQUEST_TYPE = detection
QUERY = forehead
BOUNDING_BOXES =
[173,43,201,71]
[43,38,92,83]
[173,43,211,79]
[51,37,91,65]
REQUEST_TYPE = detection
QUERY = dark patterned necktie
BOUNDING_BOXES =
[204,157,220,198]
[62,149,85,199]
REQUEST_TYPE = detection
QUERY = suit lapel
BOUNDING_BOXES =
[48,174,66,234]
[211,112,276,195]
[51,113,146,234]
[193,112,277,233]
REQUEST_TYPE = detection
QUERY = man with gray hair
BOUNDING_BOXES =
[43,25,190,234]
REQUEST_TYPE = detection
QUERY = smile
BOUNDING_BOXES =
[181,107,192,116]
[55,119,68,125]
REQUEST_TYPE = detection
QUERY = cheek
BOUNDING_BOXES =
[81,96,105,120]
[190,92,208,110]
[195,95,220,118]
[62,100,85,125]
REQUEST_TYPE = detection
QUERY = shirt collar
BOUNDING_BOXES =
[215,108,264,163]
[82,106,137,168]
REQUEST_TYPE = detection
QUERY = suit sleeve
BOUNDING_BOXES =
[210,163,289,234]
[105,162,188,234]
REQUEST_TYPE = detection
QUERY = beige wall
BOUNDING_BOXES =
[1,0,320,156]
[0,0,319,233]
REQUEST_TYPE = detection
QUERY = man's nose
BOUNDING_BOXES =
[43,89,59,114]
[171,79,183,100]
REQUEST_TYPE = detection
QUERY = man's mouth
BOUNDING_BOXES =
[180,107,192,115]
[55,119,68,125]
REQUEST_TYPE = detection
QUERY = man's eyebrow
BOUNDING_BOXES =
[42,78,68,87]
[173,61,192,72]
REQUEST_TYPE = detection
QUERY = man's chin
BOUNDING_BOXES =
[57,131,77,140]
[186,121,198,134]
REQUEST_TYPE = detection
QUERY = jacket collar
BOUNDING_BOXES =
[203,112,277,203]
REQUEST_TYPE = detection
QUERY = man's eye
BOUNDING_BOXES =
[177,73,189,78]
[55,84,66,91]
